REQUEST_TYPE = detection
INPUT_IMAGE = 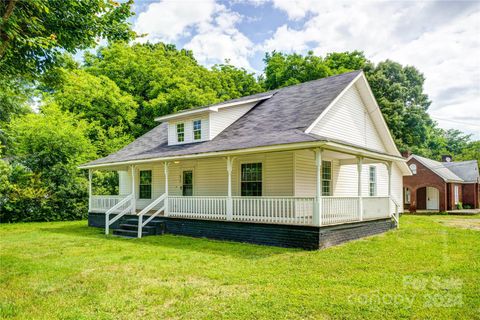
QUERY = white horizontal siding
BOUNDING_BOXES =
[310,84,387,153]
[209,102,257,139]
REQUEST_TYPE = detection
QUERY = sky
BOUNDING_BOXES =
[129,0,480,139]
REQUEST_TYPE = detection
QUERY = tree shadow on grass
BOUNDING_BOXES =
[40,223,298,260]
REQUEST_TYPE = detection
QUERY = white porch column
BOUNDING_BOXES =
[387,161,393,215]
[88,169,92,212]
[314,149,323,226]
[387,161,392,198]
[357,156,363,221]
[164,161,169,216]
[226,156,234,221]
[130,165,136,214]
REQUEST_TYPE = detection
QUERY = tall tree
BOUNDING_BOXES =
[0,0,135,78]
[85,42,263,135]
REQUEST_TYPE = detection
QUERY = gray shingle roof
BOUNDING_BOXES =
[82,70,362,167]
[410,155,478,183]
[443,160,479,183]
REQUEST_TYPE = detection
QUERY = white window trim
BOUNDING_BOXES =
[322,160,332,196]
[454,185,459,205]
[193,119,202,141]
[238,160,264,197]
[369,166,377,197]
[176,122,185,143]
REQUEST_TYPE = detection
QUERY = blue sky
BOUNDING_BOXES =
[129,0,480,139]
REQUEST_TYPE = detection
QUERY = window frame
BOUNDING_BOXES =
[176,122,185,143]
[321,160,332,196]
[454,185,459,204]
[369,166,377,196]
[240,162,263,197]
[139,170,152,199]
[404,187,411,204]
[193,119,202,141]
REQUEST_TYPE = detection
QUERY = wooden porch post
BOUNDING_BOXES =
[314,149,322,226]
[226,156,234,221]
[357,156,363,221]
[131,165,136,215]
[88,169,92,212]
[164,161,169,216]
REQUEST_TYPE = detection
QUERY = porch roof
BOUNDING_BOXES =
[80,71,404,169]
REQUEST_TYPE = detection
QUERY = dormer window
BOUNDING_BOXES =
[177,123,184,142]
[193,120,202,140]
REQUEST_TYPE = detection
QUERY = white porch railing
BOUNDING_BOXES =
[232,196,314,225]
[168,196,228,220]
[321,197,359,225]
[96,195,394,228]
[105,194,133,235]
[91,195,130,213]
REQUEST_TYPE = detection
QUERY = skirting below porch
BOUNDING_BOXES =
[88,212,396,250]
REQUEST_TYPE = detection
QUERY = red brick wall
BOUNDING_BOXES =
[462,183,479,209]
[403,158,447,212]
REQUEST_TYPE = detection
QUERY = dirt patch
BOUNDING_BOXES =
[439,219,480,231]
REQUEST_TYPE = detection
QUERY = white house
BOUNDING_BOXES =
[80,71,411,249]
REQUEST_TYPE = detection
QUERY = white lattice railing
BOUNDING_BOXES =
[91,195,130,213]
[321,197,360,225]
[232,196,314,225]
[168,196,228,220]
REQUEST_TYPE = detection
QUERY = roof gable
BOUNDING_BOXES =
[305,73,400,156]
[409,155,464,182]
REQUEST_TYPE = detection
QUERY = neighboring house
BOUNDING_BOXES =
[403,154,480,212]
[79,71,411,249]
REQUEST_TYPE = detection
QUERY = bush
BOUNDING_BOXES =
[457,202,463,210]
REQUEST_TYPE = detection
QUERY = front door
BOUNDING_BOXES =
[426,187,439,210]
[182,170,193,196]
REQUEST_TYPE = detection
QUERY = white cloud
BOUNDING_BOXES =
[185,6,255,70]
[134,0,255,70]
[261,1,480,138]
[134,0,217,42]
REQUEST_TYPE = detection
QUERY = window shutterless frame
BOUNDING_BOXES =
[240,162,263,196]
[369,166,377,196]
[139,170,152,199]
[322,160,332,196]
[193,120,201,140]
[176,123,184,142]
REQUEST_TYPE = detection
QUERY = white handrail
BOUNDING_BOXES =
[137,193,167,238]
[390,197,400,228]
[105,194,133,235]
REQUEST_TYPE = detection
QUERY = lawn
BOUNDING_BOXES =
[1,216,479,319]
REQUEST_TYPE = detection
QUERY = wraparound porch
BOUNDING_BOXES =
[87,147,402,238]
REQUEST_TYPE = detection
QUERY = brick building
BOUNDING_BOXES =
[403,155,479,212]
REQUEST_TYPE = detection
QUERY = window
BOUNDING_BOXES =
[322,160,332,196]
[193,120,202,140]
[176,123,184,142]
[241,163,262,196]
[404,188,411,204]
[409,163,417,175]
[454,185,459,204]
[369,166,377,196]
[139,170,152,199]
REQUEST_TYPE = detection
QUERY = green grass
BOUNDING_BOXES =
[1,216,479,319]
